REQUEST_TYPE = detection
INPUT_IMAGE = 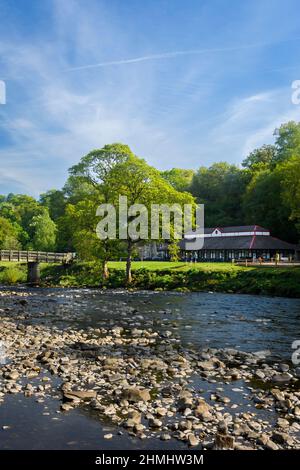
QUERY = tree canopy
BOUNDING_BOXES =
[1,120,300,279]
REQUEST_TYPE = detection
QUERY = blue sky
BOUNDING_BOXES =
[1,0,300,195]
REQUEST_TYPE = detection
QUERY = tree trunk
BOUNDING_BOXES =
[126,241,133,285]
[102,259,109,280]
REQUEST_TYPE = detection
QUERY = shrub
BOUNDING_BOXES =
[1,266,26,284]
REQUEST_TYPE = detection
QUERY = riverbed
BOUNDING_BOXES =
[0,287,300,450]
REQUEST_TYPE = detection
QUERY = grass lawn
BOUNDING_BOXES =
[108,261,250,272]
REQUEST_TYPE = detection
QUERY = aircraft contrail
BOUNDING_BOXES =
[67,38,300,72]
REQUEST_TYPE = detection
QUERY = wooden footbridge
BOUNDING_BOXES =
[0,250,75,284]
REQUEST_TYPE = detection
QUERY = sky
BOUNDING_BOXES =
[1,0,300,196]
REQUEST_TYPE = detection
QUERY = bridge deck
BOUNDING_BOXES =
[0,250,75,263]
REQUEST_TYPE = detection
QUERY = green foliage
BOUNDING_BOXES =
[0,265,26,284]
[278,156,300,233]
[242,169,298,242]
[242,144,276,171]
[161,168,195,192]
[168,240,180,261]
[29,211,57,251]
[34,261,300,297]
[274,121,300,165]
[40,189,66,221]
[189,162,249,227]
[0,216,21,249]
[1,121,300,278]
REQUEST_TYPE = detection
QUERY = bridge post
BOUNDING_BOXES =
[27,262,40,286]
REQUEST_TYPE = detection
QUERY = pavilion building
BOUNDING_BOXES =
[180,225,299,262]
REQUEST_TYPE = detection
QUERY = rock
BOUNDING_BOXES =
[178,420,192,431]
[253,350,271,359]
[197,359,223,371]
[194,400,212,421]
[277,418,290,429]
[5,371,19,381]
[63,390,96,401]
[178,390,193,410]
[257,434,269,446]
[214,433,235,449]
[187,433,200,447]
[272,373,293,383]
[160,433,171,441]
[61,403,73,411]
[264,439,279,450]
[294,406,300,416]
[122,387,151,403]
[155,407,167,417]
[272,431,293,445]
[134,424,145,432]
[255,370,265,380]
[148,417,163,428]
[217,421,228,435]
[124,411,142,428]
[271,389,285,401]
[278,364,289,373]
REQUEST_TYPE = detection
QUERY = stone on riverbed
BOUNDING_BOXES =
[272,373,293,383]
[194,400,213,421]
[63,390,97,402]
[122,387,151,403]
[213,433,235,449]
[187,433,200,447]
[4,371,19,381]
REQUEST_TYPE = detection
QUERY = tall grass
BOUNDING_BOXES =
[0,265,26,284]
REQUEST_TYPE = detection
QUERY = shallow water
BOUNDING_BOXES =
[1,287,300,449]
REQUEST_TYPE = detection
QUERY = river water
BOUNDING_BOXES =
[0,288,300,449]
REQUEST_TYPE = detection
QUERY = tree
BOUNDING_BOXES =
[242,169,298,242]
[242,145,276,172]
[40,189,66,221]
[168,239,180,261]
[29,211,57,251]
[107,155,195,283]
[274,121,300,165]
[0,216,21,249]
[2,194,46,248]
[70,143,195,283]
[189,162,249,227]
[68,143,134,279]
[161,168,195,192]
[278,156,300,235]
[60,197,124,279]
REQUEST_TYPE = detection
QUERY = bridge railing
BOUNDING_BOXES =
[0,250,76,263]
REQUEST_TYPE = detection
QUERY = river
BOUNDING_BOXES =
[0,288,299,449]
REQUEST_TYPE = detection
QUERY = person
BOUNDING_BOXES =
[275,253,280,265]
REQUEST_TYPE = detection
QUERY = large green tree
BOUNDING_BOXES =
[273,121,300,165]
[68,144,134,279]
[161,168,195,192]
[242,169,298,242]
[242,144,276,172]
[278,156,300,234]
[189,162,249,227]
[29,211,57,251]
[70,143,195,283]
[0,216,21,249]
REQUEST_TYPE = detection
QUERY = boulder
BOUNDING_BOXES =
[122,387,151,403]
[63,390,97,402]
[214,433,235,449]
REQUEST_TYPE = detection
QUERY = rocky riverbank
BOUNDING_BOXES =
[0,288,300,450]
